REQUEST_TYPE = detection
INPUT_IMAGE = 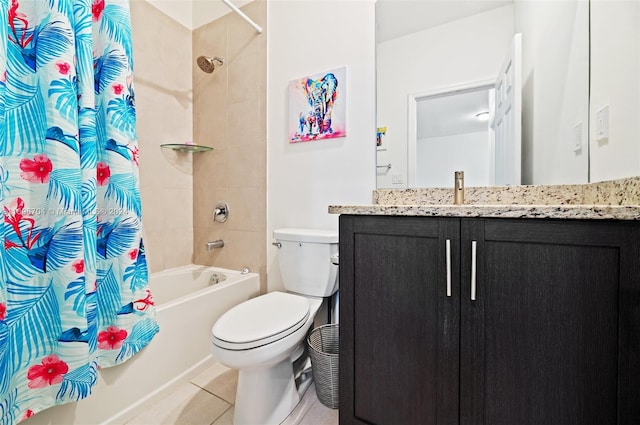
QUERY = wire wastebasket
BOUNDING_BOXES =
[307,324,339,409]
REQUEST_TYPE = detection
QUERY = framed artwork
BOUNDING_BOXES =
[288,66,346,143]
[377,126,387,147]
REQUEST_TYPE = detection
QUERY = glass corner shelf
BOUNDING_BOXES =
[160,143,213,153]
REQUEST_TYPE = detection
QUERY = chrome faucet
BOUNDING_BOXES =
[454,171,464,205]
[205,240,224,250]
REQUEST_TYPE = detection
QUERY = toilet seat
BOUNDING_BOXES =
[212,292,310,350]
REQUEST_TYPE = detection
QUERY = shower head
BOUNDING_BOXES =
[197,56,224,74]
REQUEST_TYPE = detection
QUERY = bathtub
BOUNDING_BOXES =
[27,265,260,425]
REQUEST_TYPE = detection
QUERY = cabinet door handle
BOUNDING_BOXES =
[471,240,477,301]
[446,239,452,297]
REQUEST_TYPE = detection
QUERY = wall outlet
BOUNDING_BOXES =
[596,105,610,144]
[392,174,404,184]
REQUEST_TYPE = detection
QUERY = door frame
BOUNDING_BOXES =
[407,79,496,187]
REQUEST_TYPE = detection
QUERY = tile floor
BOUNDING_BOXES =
[124,362,338,425]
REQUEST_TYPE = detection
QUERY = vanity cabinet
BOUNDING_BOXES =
[339,215,640,425]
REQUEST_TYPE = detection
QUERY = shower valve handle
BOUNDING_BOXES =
[213,202,229,223]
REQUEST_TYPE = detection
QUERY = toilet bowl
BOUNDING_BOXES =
[210,228,338,425]
[211,292,322,424]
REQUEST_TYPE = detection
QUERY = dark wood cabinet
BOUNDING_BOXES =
[339,215,640,425]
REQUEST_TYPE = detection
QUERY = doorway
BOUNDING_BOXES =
[408,83,495,187]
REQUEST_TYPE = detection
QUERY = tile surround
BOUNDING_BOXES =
[192,0,268,292]
[132,0,268,279]
[131,1,194,272]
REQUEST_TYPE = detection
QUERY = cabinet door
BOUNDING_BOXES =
[340,215,459,425]
[460,219,640,425]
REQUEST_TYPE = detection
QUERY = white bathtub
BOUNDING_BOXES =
[27,265,260,425]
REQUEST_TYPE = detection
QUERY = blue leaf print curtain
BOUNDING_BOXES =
[0,0,158,423]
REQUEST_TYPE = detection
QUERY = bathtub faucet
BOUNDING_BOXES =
[205,240,224,250]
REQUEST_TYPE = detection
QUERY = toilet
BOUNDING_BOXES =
[211,228,339,425]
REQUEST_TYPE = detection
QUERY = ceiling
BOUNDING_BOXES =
[146,0,513,39]
[145,0,252,30]
[376,0,513,43]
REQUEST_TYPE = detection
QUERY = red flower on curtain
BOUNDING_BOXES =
[128,248,138,260]
[4,197,42,250]
[91,0,105,21]
[112,83,124,95]
[26,354,69,388]
[97,162,110,186]
[71,259,84,273]
[55,60,70,75]
[9,0,31,49]
[133,290,155,312]
[0,303,6,320]
[21,410,35,420]
[19,154,53,183]
[131,145,139,166]
[97,326,128,350]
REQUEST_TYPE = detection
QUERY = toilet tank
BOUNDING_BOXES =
[274,228,339,297]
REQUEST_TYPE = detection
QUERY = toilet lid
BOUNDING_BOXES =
[212,292,310,350]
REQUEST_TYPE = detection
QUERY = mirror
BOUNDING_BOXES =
[411,85,495,188]
[376,0,590,188]
[588,0,640,183]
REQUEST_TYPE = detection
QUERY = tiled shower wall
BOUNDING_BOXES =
[192,1,268,292]
[131,1,194,273]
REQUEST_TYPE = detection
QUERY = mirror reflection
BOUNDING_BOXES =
[376,0,590,188]
[412,86,494,188]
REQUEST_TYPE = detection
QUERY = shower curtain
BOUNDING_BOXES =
[0,0,158,423]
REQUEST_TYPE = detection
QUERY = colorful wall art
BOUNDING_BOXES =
[377,126,387,147]
[288,67,346,143]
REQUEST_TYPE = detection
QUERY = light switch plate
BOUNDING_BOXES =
[573,122,583,153]
[596,105,609,144]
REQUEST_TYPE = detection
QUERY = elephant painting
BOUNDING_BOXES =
[289,67,346,142]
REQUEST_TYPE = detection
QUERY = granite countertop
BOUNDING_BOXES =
[328,177,640,221]
[328,204,640,220]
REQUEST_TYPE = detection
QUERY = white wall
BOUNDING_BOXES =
[376,5,514,189]
[416,131,491,188]
[589,0,640,182]
[267,0,376,291]
[515,0,589,185]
